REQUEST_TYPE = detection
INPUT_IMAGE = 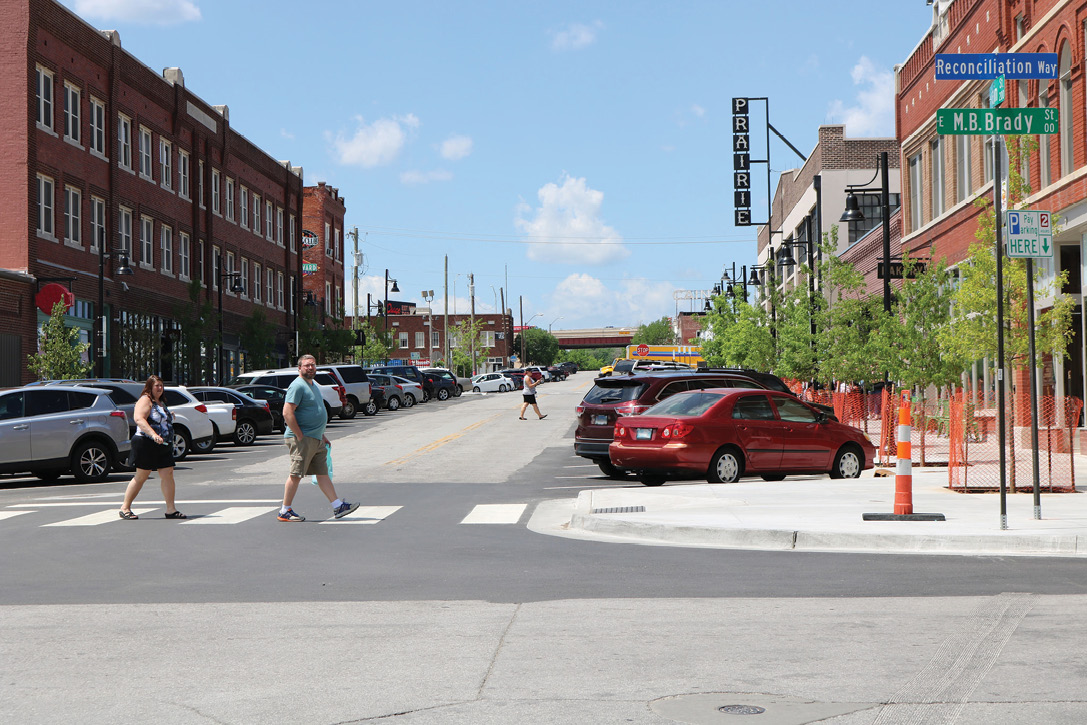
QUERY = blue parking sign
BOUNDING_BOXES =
[1008,212,1020,235]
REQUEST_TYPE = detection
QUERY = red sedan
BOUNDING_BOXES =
[609,388,877,486]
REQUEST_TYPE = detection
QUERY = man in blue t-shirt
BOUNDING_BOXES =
[277,354,360,522]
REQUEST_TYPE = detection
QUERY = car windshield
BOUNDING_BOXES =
[643,391,725,417]
[582,381,647,405]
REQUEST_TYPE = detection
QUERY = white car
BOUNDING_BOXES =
[472,372,511,393]
[158,386,217,460]
[389,375,425,407]
[230,368,344,420]
[169,385,236,454]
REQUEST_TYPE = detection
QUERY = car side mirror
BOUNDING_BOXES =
[815,411,828,423]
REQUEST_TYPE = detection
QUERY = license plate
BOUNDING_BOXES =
[635,428,653,440]
[592,414,609,425]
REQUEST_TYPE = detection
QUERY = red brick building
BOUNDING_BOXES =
[897,0,1086,401]
[347,311,514,370]
[301,182,346,321]
[1,0,304,384]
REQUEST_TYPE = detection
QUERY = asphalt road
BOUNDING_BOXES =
[4,376,1087,723]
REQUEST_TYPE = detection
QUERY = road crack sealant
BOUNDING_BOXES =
[476,602,522,699]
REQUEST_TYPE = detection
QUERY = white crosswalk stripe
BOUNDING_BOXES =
[43,509,155,526]
[318,505,402,525]
[0,510,34,522]
[460,504,528,524]
[181,506,279,525]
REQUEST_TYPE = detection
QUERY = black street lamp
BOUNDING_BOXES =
[95,226,133,377]
[383,269,399,335]
[775,236,819,341]
[216,257,245,385]
[840,151,893,314]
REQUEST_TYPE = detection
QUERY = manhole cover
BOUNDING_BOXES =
[718,705,766,715]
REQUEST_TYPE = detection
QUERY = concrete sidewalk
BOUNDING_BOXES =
[557,467,1087,556]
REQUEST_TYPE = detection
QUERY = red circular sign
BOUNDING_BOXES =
[635,344,650,357]
[35,283,75,315]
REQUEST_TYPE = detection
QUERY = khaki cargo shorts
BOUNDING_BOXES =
[285,435,328,477]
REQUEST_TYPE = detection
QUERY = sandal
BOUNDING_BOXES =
[539,414,547,420]
[164,511,187,519]
[519,417,526,420]
[118,510,138,520]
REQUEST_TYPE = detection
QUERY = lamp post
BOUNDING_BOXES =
[840,151,892,314]
[522,312,542,364]
[95,226,133,377]
[421,289,435,365]
[549,316,564,334]
[383,269,399,337]
[775,236,818,341]
[216,257,245,385]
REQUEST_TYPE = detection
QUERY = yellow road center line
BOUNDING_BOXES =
[384,413,503,466]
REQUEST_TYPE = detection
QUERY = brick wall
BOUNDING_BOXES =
[301,182,346,318]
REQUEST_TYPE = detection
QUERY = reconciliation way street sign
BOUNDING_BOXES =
[1004,210,1053,258]
[936,107,1057,135]
[934,53,1058,80]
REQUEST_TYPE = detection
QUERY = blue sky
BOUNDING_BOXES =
[60,0,934,331]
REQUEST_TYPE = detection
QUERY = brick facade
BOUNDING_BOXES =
[346,312,514,370]
[301,182,346,320]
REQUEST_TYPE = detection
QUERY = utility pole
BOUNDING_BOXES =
[443,255,449,368]
[500,287,507,368]
[349,227,362,365]
[519,295,525,365]
[468,273,476,375]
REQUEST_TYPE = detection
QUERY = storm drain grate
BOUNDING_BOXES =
[591,506,646,514]
[718,704,766,715]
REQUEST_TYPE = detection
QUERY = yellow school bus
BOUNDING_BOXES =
[625,344,705,367]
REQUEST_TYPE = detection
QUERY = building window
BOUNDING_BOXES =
[159,139,172,189]
[226,178,235,221]
[64,186,81,246]
[399,332,409,349]
[325,223,331,257]
[482,331,495,348]
[212,169,221,214]
[118,114,132,170]
[1040,91,1051,187]
[266,200,273,239]
[415,332,425,348]
[139,127,153,179]
[90,196,105,252]
[63,82,80,144]
[179,233,190,280]
[178,150,190,199]
[161,225,173,274]
[253,195,261,236]
[955,135,971,202]
[908,152,922,231]
[276,208,283,246]
[89,98,106,156]
[325,282,332,315]
[240,257,249,297]
[36,174,54,238]
[197,160,204,208]
[335,285,341,317]
[240,187,248,228]
[847,193,901,245]
[266,268,274,308]
[930,138,944,219]
[36,65,54,131]
[279,273,286,310]
[432,331,440,349]
[118,206,133,255]
[212,246,221,289]
[141,216,154,268]
[289,215,296,251]
[1059,41,1073,177]
[198,240,206,286]
[334,227,341,260]
[253,263,262,303]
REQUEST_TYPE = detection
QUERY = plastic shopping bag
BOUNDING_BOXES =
[310,442,333,485]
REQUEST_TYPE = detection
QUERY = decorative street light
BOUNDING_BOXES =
[522,312,542,364]
[384,269,399,337]
[549,315,563,334]
[216,257,245,384]
[840,151,893,314]
[421,289,435,365]
[95,226,133,377]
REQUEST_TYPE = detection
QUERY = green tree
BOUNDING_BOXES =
[28,301,92,380]
[173,279,215,384]
[449,318,491,375]
[560,347,614,371]
[699,286,774,370]
[774,282,819,382]
[630,317,676,346]
[357,320,392,365]
[513,327,559,366]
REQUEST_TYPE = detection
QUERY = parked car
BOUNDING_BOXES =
[187,386,275,445]
[422,371,458,401]
[229,369,344,420]
[575,369,775,479]
[612,359,692,375]
[472,372,511,393]
[599,358,629,376]
[168,385,237,453]
[609,388,876,486]
[228,384,287,432]
[546,365,567,381]
[421,367,469,396]
[317,364,374,418]
[369,365,431,400]
[713,368,837,421]
[389,375,425,406]
[499,369,526,390]
[44,379,214,462]
[558,362,579,375]
[524,365,551,382]
[0,385,130,483]
[366,373,407,411]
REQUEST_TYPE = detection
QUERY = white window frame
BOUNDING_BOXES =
[198,240,206,287]
[225,178,235,221]
[335,285,341,317]
[211,169,221,215]
[415,332,425,348]
[139,126,153,180]
[1059,42,1073,177]
[399,332,409,349]
[334,227,341,260]
[118,114,132,170]
[64,185,82,247]
[289,214,296,251]
[118,206,133,255]
[325,222,332,257]
[197,159,204,209]
[90,196,105,253]
[279,273,286,310]
[266,200,273,239]
[930,138,944,219]
[159,138,172,190]
[140,215,155,269]
[431,330,440,349]
[325,282,332,315]
[955,135,971,202]
[36,65,54,132]
[276,208,284,246]
[63,81,81,145]
[179,232,190,281]
[212,246,221,290]
[240,256,249,298]
[36,174,55,239]
[178,149,190,199]
[908,152,923,232]
[240,186,248,228]
[266,268,274,308]
[253,262,262,303]
[160,225,173,275]
[89,97,106,158]
[252,194,260,236]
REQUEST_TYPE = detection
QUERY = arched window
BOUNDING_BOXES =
[1059,40,1073,176]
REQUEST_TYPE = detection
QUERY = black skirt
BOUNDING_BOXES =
[130,434,176,471]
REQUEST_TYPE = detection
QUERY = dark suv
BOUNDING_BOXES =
[575,370,773,478]
[368,365,431,401]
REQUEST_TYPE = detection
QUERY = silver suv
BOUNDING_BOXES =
[317,364,374,418]
[0,385,130,483]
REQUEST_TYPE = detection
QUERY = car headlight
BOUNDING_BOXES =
[861,432,873,444]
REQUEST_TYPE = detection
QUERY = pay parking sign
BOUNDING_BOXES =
[1004,210,1053,258]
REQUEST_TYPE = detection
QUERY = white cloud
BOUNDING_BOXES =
[827,56,895,137]
[280,128,294,140]
[515,174,628,264]
[400,169,453,185]
[690,104,706,119]
[72,0,201,24]
[551,21,602,51]
[440,134,473,161]
[328,114,420,168]
[548,274,675,327]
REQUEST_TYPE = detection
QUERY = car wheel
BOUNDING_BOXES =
[233,420,258,446]
[638,473,667,487]
[404,393,416,408]
[760,473,787,482]
[174,428,195,459]
[453,386,462,397]
[830,444,863,479]
[340,397,358,420]
[71,439,113,483]
[387,396,401,411]
[325,403,334,422]
[189,427,211,457]
[596,460,630,480]
[473,386,481,393]
[437,388,450,401]
[363,400,379,416]
[708,446,744,483]
[499,384,507,392]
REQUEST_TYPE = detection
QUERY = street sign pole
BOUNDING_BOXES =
[994,135,1008,531]
[1025,257,1042,519]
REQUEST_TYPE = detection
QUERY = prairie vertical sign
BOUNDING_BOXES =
[732,97,752,226]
